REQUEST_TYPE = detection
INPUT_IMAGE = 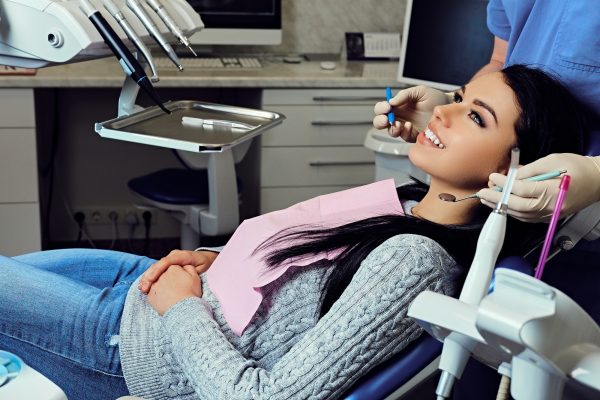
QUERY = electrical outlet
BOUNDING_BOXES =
[72,206,158,226]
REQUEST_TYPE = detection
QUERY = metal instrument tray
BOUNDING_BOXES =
[95,100,285,152]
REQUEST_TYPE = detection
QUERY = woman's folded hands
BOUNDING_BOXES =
[138,249,218,294]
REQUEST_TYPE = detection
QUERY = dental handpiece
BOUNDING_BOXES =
[145,0,197,56]
[79,0,170,114]
[102,0,159,82]
[125,0,183,70]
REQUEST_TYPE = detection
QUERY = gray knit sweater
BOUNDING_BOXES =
[119,230,462,399]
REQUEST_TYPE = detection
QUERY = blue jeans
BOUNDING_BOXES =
[0,249,155,400]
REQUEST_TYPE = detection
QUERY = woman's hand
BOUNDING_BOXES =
[373,85,451,141]
[147,265,202,316]
[478,154,600,222]
[138,249,218,294]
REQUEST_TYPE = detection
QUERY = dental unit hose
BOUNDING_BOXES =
[79,0,170,114]
[126,0,183,70]
[145,0,197,56]
[102,0,159,82]
[435,148,520,399]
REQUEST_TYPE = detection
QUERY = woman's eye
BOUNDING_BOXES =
[468,111,485,127]
[453,92,463,103]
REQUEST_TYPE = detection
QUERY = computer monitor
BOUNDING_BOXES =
[398,0,494,91]
[186,0,282,46]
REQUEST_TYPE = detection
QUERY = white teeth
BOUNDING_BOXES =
[424,128,445,148]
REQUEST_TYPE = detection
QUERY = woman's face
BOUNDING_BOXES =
[409,72,520,191]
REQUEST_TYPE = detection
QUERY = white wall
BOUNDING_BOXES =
[226,0,406,55]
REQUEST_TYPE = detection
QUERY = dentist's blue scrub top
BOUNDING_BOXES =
[487,0,600,146]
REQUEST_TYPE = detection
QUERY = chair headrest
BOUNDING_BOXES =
[587,127,600,156]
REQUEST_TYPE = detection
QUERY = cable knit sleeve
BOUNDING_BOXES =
[161,234,461,400]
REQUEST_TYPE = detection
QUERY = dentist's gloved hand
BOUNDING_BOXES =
[478,154,600,222]
[373,85,451,141]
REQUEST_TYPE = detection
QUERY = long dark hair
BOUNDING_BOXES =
[256,65,586,318]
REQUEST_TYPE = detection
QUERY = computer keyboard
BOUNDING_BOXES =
[155,56,262,69]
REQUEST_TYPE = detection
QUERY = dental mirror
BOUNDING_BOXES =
[438,192,479,202]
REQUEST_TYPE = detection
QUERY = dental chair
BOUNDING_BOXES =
[344,130,600,400]
[128,141,251,250]
[451,129,600,400]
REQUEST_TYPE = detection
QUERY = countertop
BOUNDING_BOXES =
[0,57,402,89]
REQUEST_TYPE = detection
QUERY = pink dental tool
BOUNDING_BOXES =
[534,174,571,280]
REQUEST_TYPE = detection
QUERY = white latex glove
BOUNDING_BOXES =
[478,154,600,222]
[373,85,451,141]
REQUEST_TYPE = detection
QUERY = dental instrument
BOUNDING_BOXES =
[125,0,183,71]
[79,0,170,114]
[145,0,197,56]
[432,147,521,399]
[386,87,395,126]
[438,169,567,203]
[102,0,159,82]
[181,116,256,131]
[534,174,571,280]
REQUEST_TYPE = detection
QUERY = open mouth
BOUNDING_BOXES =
[424,127,445,149]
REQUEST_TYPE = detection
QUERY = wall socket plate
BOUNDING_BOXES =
[72,206,158,226]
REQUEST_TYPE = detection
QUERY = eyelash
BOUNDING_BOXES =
[452,92,486,128]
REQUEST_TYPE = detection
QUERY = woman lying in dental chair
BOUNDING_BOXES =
[0,65,586,400]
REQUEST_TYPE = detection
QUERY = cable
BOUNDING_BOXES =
[74,211,85,243]
[142,210,152,255]
[125,211,139,252]
[36,89,61,248]
[108,210,119,249]
[495,374,510,400]
[62,197,97,248]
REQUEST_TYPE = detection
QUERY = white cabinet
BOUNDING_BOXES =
[260,89,380,213]
[0,89,41,255]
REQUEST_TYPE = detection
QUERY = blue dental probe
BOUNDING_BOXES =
[386,87,395,126]
[79,0,170,114]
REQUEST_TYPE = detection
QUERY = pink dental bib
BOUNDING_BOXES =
[206,179,404,336]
